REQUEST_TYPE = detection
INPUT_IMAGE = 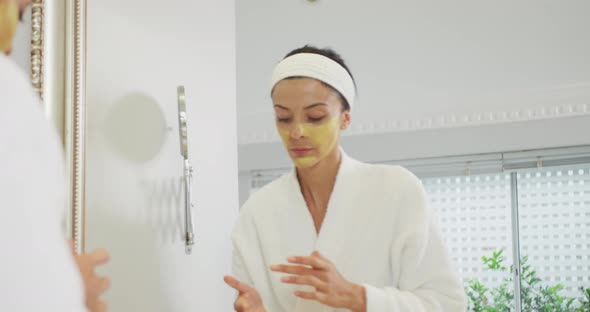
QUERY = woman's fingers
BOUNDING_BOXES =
[67,240,76,255]
[224,275,252,294]
[294,290,328,302]
[311,250,330,263]
[87,249,110,266]
[95,300,108,312]
[270,264,317,276]
[97,277,111,293]
[280,275,327,292]
[286,255,329,270]
[234,296,250,311]
[225,278,264,312]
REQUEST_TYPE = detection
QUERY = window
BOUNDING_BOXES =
[422,174,512,291]
[517,164,590,299]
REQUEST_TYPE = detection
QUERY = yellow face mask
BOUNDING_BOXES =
[277,116,340,169]
[0,0,18,54]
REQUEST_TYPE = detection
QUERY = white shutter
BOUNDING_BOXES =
[517,164,590,298]
[249,169,288,195]
[423,174,513,290]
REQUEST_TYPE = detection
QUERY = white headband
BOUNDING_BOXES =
[270,53,356,109]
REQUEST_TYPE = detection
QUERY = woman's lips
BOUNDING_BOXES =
[290,147,313,157]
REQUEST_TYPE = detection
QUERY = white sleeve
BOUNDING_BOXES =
[230,203,275,311]
[0,56,87,311]
[363,176,467,312]
[0,208,88,312]
[231,216,254,286]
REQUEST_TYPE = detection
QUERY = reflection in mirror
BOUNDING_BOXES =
[235,2,590,311]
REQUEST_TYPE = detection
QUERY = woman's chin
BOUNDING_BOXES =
[292,156,319,169]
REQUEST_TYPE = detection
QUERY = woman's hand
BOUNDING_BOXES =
[224,275,267,312]
[271,251,366,312]
[70,242,111,312]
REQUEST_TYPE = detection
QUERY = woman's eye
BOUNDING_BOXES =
[277,117,291,123]
[308,116,325,123]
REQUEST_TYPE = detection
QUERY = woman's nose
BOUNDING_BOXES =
[290,123,305,139]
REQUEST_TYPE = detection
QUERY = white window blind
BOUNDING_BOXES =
[250,169,286,195]
[422,174,513,290]
[517,164,590,298]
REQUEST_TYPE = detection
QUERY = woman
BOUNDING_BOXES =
[224,46,467,312]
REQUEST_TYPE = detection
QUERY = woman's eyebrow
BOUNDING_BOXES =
[304,103,328,110]
[273,104,290,110]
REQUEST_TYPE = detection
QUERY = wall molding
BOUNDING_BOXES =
[238,114,590,171]
[238,83,590,145]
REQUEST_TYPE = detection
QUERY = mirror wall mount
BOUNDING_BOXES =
[178,86,196,255]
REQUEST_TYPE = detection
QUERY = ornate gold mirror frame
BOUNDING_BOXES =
[32,0,87,254]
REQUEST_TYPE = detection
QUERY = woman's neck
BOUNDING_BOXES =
[296,148,342,215]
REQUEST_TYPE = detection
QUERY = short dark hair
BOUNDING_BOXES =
[283,45,355,111]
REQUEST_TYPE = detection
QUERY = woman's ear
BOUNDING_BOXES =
[340,111,351,130]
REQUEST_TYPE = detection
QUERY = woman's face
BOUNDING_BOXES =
[0,0,19,54]
[271,78,350,169]
[0,0,31,55]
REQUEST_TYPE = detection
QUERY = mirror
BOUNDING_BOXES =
[22,0,588,311]
[235,2,590,312]
[31,1,240,310]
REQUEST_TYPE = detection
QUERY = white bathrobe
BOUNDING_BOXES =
[232,152,467,312]
[0,55,86,311]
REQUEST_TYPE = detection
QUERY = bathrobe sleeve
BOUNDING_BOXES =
[231,216,255,286]
[363,172,468,312]
[230,203,277,311]
[0,55,87,312]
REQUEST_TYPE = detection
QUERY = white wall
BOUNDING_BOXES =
[236,0,590,170]
[85,1,238,311]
